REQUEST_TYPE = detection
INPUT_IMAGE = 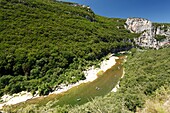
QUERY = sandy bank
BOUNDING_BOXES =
[0,91,39,109]
[0,55,118,109]
[51,55,118,95]
[111,69,125,92]
[111,56,127,92]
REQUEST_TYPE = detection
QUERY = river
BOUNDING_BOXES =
[3,56,125,110]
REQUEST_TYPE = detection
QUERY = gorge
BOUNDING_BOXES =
[0,0,170,112]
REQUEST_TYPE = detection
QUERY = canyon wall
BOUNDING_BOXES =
[125,18,170,49]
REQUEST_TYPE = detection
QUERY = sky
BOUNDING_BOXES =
[62,0,170,23]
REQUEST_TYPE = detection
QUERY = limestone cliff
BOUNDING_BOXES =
[125,18,170,49]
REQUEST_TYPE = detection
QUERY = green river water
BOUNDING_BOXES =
[10,56,124,109]
[52,56,124,106]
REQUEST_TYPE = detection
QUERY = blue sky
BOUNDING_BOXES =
[62,0,170,23]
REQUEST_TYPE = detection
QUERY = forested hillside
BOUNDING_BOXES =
[4,47,170,113]
[0,0,138,96]
[68,48,170,113]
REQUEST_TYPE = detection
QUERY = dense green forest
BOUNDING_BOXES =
[3,47,170,113]
[0,0,139,96]
[68,48,170,113]
[1,0,170,113]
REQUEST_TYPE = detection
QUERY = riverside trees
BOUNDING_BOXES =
[0,0,138,96]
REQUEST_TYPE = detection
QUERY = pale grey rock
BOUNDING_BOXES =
[125,18,170,49]
[125,18,152,33]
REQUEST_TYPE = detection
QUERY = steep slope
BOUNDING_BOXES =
[0,0,138,96]
[4,47,170,113]
[68,47,170,113]
[125,18,170,49]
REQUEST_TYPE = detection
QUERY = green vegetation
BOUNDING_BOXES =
[1,0,170,112]
[66,48,170,113]
[155,35,167,41]
[138,86,170,113]
[3,47,170,112]
[0,0,138,96]
[6,57,124,112]
[153,23,170,32]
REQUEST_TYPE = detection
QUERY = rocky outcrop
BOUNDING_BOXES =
[125,18,170,49]
[125,18,152,33]
[155,25,170,36]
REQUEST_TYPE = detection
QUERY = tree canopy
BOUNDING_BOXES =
[0,0,138,96]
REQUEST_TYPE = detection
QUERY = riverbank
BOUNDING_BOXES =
[51,55,118,95]
[0,54,118,109]
[111,68,125,92]
[111,56,126,92]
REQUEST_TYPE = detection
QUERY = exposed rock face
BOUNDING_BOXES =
[155,25,170,36]
[125,18,152,33]
[125,18,170,49]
